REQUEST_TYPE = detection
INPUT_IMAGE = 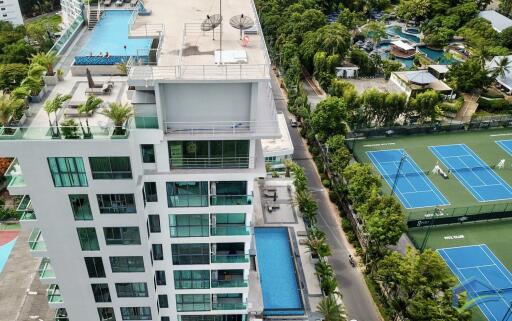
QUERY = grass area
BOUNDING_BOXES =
[26,13,62,31]
[351,128,512,215]
[0,223,20,230]
[409,220,512,321]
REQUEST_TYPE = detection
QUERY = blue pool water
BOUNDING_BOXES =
[0,239,16,273]
[75,10,152,65]
[386,26,420,43]
[255,227,304,316]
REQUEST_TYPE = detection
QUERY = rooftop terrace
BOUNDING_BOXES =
[128,0,271,82]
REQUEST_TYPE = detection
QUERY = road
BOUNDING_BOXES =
[271,72,382,321]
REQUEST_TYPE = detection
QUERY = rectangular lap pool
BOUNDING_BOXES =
[255,227,304,316]
[75,10,152,65]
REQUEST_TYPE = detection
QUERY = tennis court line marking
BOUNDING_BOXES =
[363,143,396,148]
[490,133,512,137]
[496,140,512,156]
[375,159,434,193]
[366,149,449,209]
[438,246,499,321]
[429,144,512,202]
[458,264,497,270]
[479,245,512,287]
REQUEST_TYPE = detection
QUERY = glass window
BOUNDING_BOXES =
[120,307,152,320]
[176,294,210,312]
[214,213,245,224]
[168,141,249,169]
[97,194,136,214]
[174,270,210,289]
[161,318,170,321]
[104,227,141,245]
[141,145,155,163]
[144,182,158,202]
[158,295,169,308]
[85,257,105,278]
[77,228,99,251]
[166,182,208,207]
[169,214,209,237]
[171,243,209,265]
[210,181,250,206]
[152,244,163,260]
[47,157,87,187]
[91,283,111,302]
[155,270,166,285]
[115,283,148,297]
[89,157,132,179]
[148,215,161,233]
[98,307,116,321]
[69,194,93,220]
[110,256,145,273]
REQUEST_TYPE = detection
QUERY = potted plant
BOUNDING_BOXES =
[0,95,16,136]
[60,119,80,139]
[57,68,65,81]
[31,52,58,86]
[100,102,134,137]
[78,95,103,138]
[43,93,72,137]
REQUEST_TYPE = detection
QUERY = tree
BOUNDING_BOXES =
[0,95,16,128]
[43,93,71,134]
[318,295,346,321]
[315,259,334,280]
[31,52,57,75]
[343,163,381,206]
[423,27,454,48]
[321,275,338,296]
[100,102,134,135]
[305,227,332,258]
[491,56,511,79]
[349,48,378,76]
[500,26,512,48]
[447,59,492,93]
[382,59,403,80]
[396,0,431,21]
[310,97,348,142]
[328,79,355,98]
[363,21,386,44]
[0,64,29,91]
[300,23,351,68]
[408,90,441,121]
[78,95,103,136]
[336,7,361,30]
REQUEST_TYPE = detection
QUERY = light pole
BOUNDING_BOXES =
[390,152,407,197]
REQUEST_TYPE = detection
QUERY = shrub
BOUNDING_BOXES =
[477,98,512,113]
[322,179,331,188]
[0,207,18,221]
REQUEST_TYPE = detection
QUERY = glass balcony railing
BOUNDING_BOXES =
[55,308,69,321]
[28,228,46,251]
[47,284,63,303]
[210,226,250,236]
[18,195,36,221]
[211,279,248,288]
[38,257,55,279]
[211,302,247,310]
[170,157,251,169]
[134,116,159,129]
[20,211,36,221]
[4,158,25,187]
[211,254,249,264]
[210,195,253,206]
[0,125,130,141]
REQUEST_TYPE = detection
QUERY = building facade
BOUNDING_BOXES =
[2,0,278,320]
[0,0,23,25]
[60,0,82,27]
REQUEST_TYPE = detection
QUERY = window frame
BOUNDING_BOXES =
[89,157,132,180]
[47,157,88,187]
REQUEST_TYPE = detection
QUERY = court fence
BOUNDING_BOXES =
[346,114,512,140]
[406,203,512,228]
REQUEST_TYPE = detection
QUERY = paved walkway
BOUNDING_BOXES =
[271,71,382,321]
[455,93,479,123]
[0,229,53,321]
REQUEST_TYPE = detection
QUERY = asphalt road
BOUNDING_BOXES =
[270,72,382,321]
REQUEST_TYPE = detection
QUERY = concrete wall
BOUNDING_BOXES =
[0,0,23,25]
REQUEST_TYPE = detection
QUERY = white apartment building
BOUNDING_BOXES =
[60,0,82,27]
[1,0,278,320]
[0,0,23,25]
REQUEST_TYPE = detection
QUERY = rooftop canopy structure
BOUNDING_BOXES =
[479,10,512,33]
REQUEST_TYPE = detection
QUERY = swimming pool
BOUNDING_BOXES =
[0,239,16,273]
[75,10,152,65]
[254,227,304,316]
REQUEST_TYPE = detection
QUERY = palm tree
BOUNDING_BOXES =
[315,259,334,280]
[320,275,338,296]
[43,94,72,135]
[492,56,511,80]
[305,228,332,258]
[317,295,346,321]
[31,52,58,76]
[100,102,134,135]
[78,95,103,136]
[0,95,15,132]
[363,21,386,45]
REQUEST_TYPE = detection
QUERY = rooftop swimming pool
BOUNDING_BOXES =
[75,10,152,65]
[255,227,304,316]
[0,239,16,273]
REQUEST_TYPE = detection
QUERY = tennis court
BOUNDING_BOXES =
[430,144,512,202]
[367,149,449,209]
[438,245,512,321]
[497,140,512,156]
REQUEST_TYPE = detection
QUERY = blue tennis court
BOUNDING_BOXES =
[430,144,512,202]
[367,149,449,209]
[497,140,512,156]
[438,245,512,321]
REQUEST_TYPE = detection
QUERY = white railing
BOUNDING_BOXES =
[249,0,271,65]
[164,120,279,136]
[129,64,271,82]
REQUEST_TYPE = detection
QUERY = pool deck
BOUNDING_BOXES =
[0,228,53,321]
[253,178,323,319]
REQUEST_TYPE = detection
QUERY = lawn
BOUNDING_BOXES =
[351,128,512,217]
[25,13,62,32]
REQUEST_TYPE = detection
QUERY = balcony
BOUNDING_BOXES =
[4,158,25,188]
[38,257,56,282]
[211,302,247,311]
[134,116,159,129]
[55,308,69,321]
[211,279,248,288]
[210,195,253,206]
[0,125,130,141]
[211,254,249,264]
[28,228,47,253]
[47,284,63,303]
[163,120,279,139]
[18,195,36,223]
[210,226,250,236]
[170,157,251,169]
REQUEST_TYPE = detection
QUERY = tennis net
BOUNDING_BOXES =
[448,165,489,174]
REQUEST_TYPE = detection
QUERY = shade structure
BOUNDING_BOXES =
[229,14,254,39]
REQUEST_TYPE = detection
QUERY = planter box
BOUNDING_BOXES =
[29,87,46,103]
[43,74,58,86]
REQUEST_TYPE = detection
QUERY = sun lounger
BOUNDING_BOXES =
[104,0,111,6]
[115,0,123,6]
[85,83,112,95]
[263,191,276,198]
[296,231,307,237]
[265,202,280,212]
